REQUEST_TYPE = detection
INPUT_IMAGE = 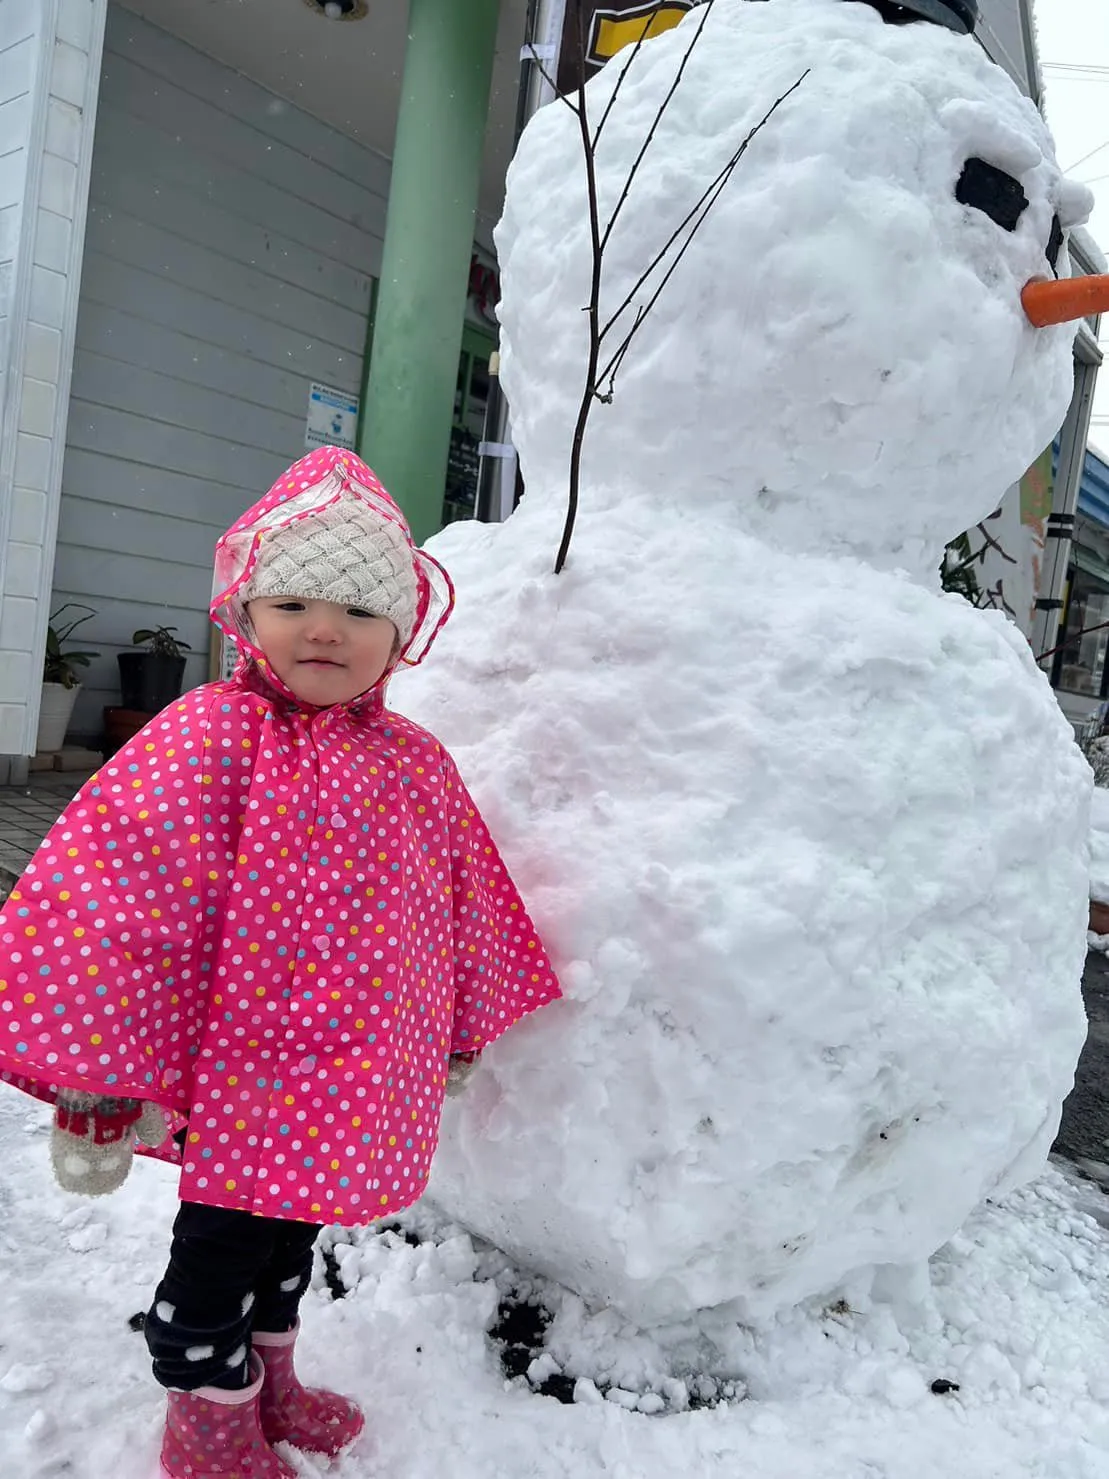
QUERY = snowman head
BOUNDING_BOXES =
[496,0,1098,578]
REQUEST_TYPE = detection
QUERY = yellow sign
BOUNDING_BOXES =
[593,3,696,64]
[556,1,701,95]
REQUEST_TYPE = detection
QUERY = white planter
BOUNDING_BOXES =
[36,682,80,753]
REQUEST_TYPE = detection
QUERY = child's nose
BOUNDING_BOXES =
[306,614,342,642]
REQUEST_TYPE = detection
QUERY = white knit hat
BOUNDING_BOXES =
[240,497,419,642]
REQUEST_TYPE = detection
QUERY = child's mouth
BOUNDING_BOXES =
[300,659,342,668]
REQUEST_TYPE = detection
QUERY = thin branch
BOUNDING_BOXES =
[595,72,809,398]
[556,0,603,574]
[596,0,718,243]
[1036,617,1109,666]
[553,22,808,571]
[597,156,736,394]
[522,43,582,116]
[597,307,645,402]
[590,5,668,150]
[973,520,1018,566]
[596,71,809,364]
[979,577,1017,621]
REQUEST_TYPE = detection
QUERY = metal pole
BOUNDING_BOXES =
[1031,324,1101,665]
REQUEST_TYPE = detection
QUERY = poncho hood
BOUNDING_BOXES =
[211,445,454,672]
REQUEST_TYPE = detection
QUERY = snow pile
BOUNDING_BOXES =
[394,0,1091,1324]
[3,1086,1109,1479]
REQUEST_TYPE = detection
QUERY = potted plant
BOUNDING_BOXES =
[118,626,192,714]
[39,605,99,752]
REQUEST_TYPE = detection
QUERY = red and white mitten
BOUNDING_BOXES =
[445,1051,481,1098]
[49,1088,167,1197]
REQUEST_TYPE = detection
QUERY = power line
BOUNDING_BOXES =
[1042,62,1109,80]
[1069,139,1109,173]
[1043,61,1109,73]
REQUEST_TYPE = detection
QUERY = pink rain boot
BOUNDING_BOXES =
[253,1322,365,1457]
[159,1353,296,1479]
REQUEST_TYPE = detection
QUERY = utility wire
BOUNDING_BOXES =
[1040,65,1109,81]
[1069,139,1109,173]
[1043,61,1109,77]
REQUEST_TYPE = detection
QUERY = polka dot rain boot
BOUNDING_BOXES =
[253,1322,365,1457]
[159,1353,296,1478]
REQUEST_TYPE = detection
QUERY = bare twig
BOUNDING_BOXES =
[973,519,1018,566]
[522,44,582,116]
[597,306,645,403]
[556,0,604,575]
[1036,617,1109,666]
[552,19,807,572]
[590,6,667,150]
[596,72,809,397]
[596,0,718,240]
[979,577,1017,621]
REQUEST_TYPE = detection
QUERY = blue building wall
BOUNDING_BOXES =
[1079,445,1109,528]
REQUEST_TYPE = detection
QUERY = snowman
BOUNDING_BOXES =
[395,0,1109,1324]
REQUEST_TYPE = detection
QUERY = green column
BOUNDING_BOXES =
[358,0,501,545]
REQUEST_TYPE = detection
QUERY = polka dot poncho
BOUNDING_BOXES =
[0,448,561,1225]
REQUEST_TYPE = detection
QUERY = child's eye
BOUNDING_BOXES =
[275,601,306,612]
[347,607,377,619]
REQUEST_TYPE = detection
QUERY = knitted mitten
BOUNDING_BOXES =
[445,1051,481,1098]
[49,1087,168,1196]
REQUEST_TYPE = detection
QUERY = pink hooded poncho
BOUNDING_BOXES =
[0,446,561,1224]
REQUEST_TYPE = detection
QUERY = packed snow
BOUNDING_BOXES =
[394,0,1092,1323]
[2,1085,1109,1478]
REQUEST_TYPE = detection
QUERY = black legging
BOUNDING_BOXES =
[144,1201,322,1391]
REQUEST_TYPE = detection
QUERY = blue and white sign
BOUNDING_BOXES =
[305,382,360,451]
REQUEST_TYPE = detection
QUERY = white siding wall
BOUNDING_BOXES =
[55,6,394,735]
[977,0,1036,98]
[0,0,105,760]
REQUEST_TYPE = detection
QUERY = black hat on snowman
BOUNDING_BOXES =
[860,0,977,33]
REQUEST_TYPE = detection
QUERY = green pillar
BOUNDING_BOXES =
[359,0,501,545]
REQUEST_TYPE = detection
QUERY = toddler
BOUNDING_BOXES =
[0,445,561,1477]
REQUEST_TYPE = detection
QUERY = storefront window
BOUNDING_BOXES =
[1055,570,1109,698]
[443,329,494,526]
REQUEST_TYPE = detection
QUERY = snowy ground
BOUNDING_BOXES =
[1,1088,1108,1478]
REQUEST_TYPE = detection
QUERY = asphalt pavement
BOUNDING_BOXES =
[1054,948,1109,1188]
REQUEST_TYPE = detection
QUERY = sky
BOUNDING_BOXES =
[1033,0,1109,454]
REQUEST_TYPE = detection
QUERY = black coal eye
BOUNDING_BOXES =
[1046,213,1065,275]
[955,158,1029,232]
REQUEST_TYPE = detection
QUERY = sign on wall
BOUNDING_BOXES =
[556,1,703,96]
[305,382,360,452]
[553,1,1034,101]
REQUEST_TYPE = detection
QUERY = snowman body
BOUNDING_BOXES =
[395,0,1091,1323]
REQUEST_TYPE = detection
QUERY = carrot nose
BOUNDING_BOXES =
[1022,274,1109,327]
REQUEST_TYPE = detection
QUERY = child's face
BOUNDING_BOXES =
[248,597,399,706]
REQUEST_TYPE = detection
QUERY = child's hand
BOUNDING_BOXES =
[445,1052,481,1098]
[49,1088,168,1197]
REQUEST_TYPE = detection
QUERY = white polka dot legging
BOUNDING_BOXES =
[144,1202,323,1391]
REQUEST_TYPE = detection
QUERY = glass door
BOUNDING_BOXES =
[442,325,495,526]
